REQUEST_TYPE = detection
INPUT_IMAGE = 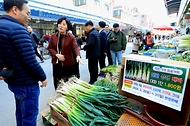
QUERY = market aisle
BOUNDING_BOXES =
[0,43,132,126]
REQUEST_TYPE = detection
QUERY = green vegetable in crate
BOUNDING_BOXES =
[180,34,190,40]
[50,77,127,126]
[100,65,117,73]
[179,40,190,45]
[178,44,190,48]
[94,78,118,92]
[172,51,190,62]
[182,50,190,56]
[178,35,190,49]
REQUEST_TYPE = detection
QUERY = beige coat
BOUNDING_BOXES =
[132,38,141,51]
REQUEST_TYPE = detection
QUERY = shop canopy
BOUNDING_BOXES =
[153,25,174,31]
[164,0,181,15]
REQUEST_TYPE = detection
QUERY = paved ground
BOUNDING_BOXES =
[0,43,132,126]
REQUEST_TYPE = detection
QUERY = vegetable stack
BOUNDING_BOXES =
[100,65,121,85]
[94,78,118,92]
[100,65,121,77]
[49,77,126,126]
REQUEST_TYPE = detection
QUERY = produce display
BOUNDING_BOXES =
[94,79,145,114]
[100,65,121,84]
[49,77,127,126]
[155,49,175,59]
[171,51,190,62]
[93,78,118,92]
[100,65,121,77]
[177,34,190,52]
[152,43,174,49]
[163,44,175,48]
[139,49,156,57]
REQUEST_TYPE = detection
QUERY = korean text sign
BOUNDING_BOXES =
[122,59,189,111]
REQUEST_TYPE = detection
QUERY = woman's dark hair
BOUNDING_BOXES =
[57,16,72,31]
[136,34,141,37]
[146,32,151,35]
[54,28,59,33]
[3,0,28,12]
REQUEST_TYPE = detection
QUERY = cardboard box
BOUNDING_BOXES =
[50,106,71,126]
[40,107,58,126]
[119,54,190,126]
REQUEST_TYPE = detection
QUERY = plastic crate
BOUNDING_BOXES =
[117,112,150,126]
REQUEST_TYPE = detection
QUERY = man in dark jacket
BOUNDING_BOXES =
[27,26,44,63]
[75,34,83,50]
[98,21,107,69]
[83,20,101,84]
[0,0,47,125]
[105,24,113,66]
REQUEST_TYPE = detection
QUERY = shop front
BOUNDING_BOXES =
[0,2,87,37]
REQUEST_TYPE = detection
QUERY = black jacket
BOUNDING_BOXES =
[83,28,101,59]
[29,32,39,47]
[99,29,107,54]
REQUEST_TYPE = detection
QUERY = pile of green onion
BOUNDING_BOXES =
[49,77,127,126]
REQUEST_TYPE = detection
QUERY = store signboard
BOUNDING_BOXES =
[0,2,87,24]
[122,59,189,111]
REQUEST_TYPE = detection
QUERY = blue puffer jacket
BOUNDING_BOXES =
[0,15,46,85]
[83,28,101,58]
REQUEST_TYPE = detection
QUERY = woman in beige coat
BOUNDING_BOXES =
[132,34,142,54]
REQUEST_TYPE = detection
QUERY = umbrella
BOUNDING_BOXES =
[153,25,174,31]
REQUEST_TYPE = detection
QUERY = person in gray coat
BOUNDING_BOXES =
[132,34,142,54]
[27,26,44,63]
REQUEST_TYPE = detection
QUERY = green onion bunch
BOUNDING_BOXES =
[49,77,127,126]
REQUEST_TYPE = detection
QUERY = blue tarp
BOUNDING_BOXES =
[0,2,87,23]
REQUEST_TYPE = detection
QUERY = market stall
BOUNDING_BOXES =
[49,77,127,126]
[139,34,190,61]
[46,53,190,126]
[118,54,190,126]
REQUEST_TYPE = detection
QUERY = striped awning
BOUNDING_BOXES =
[164,0,181,15]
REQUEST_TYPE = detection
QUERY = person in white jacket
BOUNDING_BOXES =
[132,34,142,54]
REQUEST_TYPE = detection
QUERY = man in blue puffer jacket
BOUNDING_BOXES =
[0,0,47,126]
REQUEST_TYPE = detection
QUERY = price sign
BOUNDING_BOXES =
[122,59,189,111]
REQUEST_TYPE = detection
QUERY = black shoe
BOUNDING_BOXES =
[98,73,105,78]
[40,60,44,63]
[89,80,96,84]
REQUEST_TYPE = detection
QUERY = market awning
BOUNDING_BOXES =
[164,0,181,15]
